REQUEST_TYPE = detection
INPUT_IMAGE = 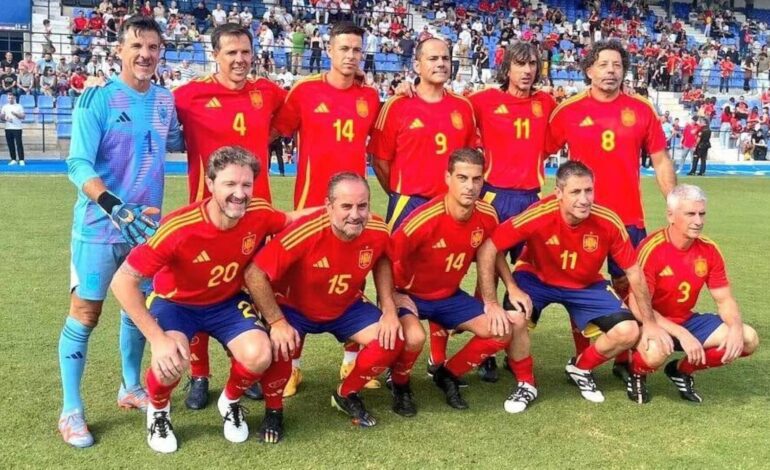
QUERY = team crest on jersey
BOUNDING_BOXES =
[470,228,484,248]
[621,108,636,127]
[242,234,257,255]
[249,90,263,109]
[158,106,169,125]
[356,98,369,118]
[450,110,464,130]
[531,101,544,118]
[583,233,599,252]
[694,257,708,277]
[358,249,374,269]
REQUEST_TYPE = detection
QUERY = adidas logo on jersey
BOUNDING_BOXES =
[409,118,424,129]
[545,235,560,246]
[432,238,447,249]
[116,111,131,123]
[313,257,330,268]
[205,97,222,108]
[579,116,594,127]
[494,104,509,114]
[660,265,674,276]
[314,102,330,113]
[192,250,211,263]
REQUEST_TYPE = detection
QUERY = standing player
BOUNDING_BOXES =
[476,162,673,411]
[466,41,557,381]
[58,16,183,448]
[173,23,288,409]
[244,173,403,443]
[272,22,381,210]
[388,149,510,416]
[626,184,758,403]
[110,147,308,452]
[547,40,676,376]
[368,38,476,382]
[271,22,381,395]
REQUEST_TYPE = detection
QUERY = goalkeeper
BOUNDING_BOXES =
[57,15,184,449]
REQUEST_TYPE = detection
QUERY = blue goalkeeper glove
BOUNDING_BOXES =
[98,191,159,247]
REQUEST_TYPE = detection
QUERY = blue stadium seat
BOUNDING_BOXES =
[57,122,73,139]
[38,111,55,124]
[0,94,7,107]
[37,95,54,109]
[57,110,73,123]
[192,52,206,64]
[56,96,73,109]
[22,111,35,124]
[165,50,180,62]
[19,94,35,108]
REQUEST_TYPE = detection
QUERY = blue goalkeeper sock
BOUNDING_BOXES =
[119,310,146,390]
[59,316,92,414]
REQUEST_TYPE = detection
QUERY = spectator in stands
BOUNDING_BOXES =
[397,31,415,71]
[68,67,87,97]
[1,52,16,71]
[418,25,432,42]
[1,65,18,98]
[72,10,89,34]
[1,93,25,165]
[102,55,121,76]
[699,53,714,90]
[89,11,105,33]
[18,53,35,77]
[92,31,109,58]
[309,29,323,74]
[156,57,172,80]
[192,1,212,34]
[39,67,56,96]
[55,57,69,76]
[364,29,378,74]
[17,63,35,97]
[170,69,185,87]
[212,3,228,28]
[37,53,56,77]
[290,25,306,75]
[751,123,767,160]
[240,6,254,27]
[227,4,241,24]
[719,56,734,93]
[157,69,172,89]
[177,59,197,82]
[689,117,711,175]
[762,87,770,107]
[140,1,153,17]
[258,24,275,73]
[679,115,701,174]
[85,56,100,76]
[277,66,295,87]
[168,0,179,16]
[742,56,754,92]
[735,96,749,120]
[56,71,71,96]
[153,1,167,29]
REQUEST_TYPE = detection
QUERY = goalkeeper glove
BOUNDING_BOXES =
[97,191,159,247]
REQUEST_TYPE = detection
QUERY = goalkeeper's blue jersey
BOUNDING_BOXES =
[67,76,183,244]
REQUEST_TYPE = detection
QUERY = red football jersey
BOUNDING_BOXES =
[390,196,499,300]
[127,198,287,305]
[254,209,390,321]
[368,91,477,197]
[491,195,635,289]
[173,75,287,203]
[468,88,556,191]
[271,74,381,209]
[637,229,729,325]
[546,90,667,228]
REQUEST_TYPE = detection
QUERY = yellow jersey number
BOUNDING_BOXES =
[233,112,247,137]
[208,262,239,287]
[334,119,355,142]
[601,130,615,151]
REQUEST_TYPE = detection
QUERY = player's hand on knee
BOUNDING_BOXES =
[269,319,300,362]
[377,312,403,350]
[151,334,187,381]
[679,332,705,365]
[484,302,510,337]
[718,324,744,363]
[641,323,674,356]
[506,288,533,319]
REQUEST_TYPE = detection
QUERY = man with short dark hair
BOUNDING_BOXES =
[1,93,25,165]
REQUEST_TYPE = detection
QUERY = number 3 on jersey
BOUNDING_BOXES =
[233,112,247,137]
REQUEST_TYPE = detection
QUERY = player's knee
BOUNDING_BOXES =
[237,340,273,373]
[403,323,426,352]
[507,312,529,332]
[638,339,669,369]
[609,320,640,348]
[743,325,759,355]
[69,302,102,328]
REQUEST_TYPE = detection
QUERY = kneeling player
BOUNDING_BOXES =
[111,147,305,453]
[388,149,511,415]
[477,161,673,411]
[626,184,759,403]
[245,173,403,443]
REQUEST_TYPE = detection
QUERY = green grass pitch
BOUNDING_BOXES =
[0,175,768,468]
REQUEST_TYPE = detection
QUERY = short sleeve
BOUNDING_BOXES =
[367,98,400,161]
[271,84,302,137]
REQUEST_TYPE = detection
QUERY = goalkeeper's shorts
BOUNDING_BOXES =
[69,239,150,301]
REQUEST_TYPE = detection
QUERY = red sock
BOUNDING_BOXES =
[630,350,656,375]
[570,318,591,357]
[575,344,610,371]
[343,340,360,353]
[677,347,738,375]
[189,332,210,378]
[224,358,263,400]
[429,321,449,365]
[507,355,535,386]
[339,339,403,396]
[445,336,509,378]
[145,369,179,409]
[291,336,305,361]
[391,348,422,386]
[260,356,292,410]
[614,349,631,366]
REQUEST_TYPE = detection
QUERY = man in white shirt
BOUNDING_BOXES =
[212,3,227,27]
[1,93,25,165]
[276,66,295,87]
[240,7,253,27]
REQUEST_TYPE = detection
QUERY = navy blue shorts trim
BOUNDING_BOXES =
[281,299,381,342]
[386,193,430,231]
[607,225,647,278]
[481,184,539,261]
[148,292,266,346]
[512,271,630,332]
[398,290,483,330]
[674,313,724,349]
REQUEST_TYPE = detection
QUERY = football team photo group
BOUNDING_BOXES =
[5,6,762,465]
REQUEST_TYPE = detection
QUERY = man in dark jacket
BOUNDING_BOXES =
[689,117,711,175]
